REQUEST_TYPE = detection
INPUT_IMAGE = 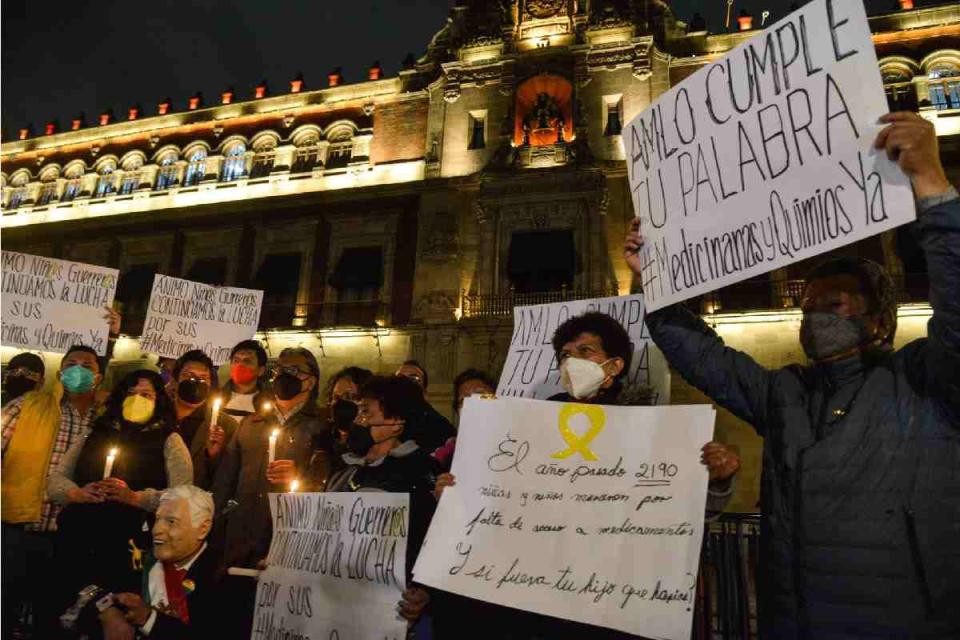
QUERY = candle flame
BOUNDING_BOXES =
[108,448,118,457]
[271,429,279,439]
[262,401,272,413]
[289,479,300,493]
[213,397,222,410]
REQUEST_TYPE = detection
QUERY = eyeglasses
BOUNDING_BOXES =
[6,367,40,378]
[271,365,314,379]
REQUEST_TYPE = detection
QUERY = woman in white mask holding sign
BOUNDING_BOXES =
[547,311,740,512]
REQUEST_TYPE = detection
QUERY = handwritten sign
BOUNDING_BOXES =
[623,0,915,311]
[497,294,671,403]
[252,492,409,640]
[140,274,263,365]
[414,397,715,640]
[1,251,118,356]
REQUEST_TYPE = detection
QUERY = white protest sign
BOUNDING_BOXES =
[497,294,671,403]
[140,274,263,365]
[1,251,118,356]
[252,492,409,640]
[414,397,715,640]
[624,0,915,311]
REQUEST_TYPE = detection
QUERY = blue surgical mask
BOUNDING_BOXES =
[61,365,96,393]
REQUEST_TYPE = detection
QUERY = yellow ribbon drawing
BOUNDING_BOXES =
[128,539,144,571]
[551,404,606,461]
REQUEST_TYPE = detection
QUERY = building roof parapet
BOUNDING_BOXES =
[1,77,404,158]
[868,4,960,34]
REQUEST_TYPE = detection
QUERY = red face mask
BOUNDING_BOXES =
[230,363,258,386]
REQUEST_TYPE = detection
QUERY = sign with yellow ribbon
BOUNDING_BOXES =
[551,404,606,461]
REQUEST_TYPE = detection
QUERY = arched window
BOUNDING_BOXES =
[37,169,60,205]
[325,128,353,170]
[155,152,179,190]
[291,131,321,173]
[61,164,85,202]
[923,51,960,111]
[6,172,30,209]
[250,138,277,178]
[95,162,117,197]
[929,69,960,110]
[119,155,144,195]
[183,148,207,186]
[220,142,247,182]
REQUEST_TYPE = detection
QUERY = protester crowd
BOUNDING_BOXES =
[0,112,957,640]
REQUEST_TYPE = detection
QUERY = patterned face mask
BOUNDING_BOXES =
[800,312,869,361]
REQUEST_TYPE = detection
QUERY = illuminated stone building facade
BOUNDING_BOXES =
[2,0,958,510]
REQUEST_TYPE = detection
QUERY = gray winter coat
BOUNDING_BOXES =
[645,195,960,639]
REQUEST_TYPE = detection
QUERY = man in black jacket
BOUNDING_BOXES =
[624,112,960,639]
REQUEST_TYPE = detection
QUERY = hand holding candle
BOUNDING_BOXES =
[103,447,118,479]
[268,429,279,463]
[210,397,222,429]
[266,459,296,485]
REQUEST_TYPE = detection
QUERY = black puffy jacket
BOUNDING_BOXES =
[645,197,960,639]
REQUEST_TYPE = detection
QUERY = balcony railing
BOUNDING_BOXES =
[698,273,929,314]
[695,513,761,640]
[461,286,620,319]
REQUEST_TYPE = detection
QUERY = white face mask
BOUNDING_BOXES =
[560,357,611,400]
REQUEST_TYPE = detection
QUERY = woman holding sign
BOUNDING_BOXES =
[47,370,193,616]
[326,375,436,632]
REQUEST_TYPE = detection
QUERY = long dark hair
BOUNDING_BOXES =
[323,366,373,405]
[102,369,176,431]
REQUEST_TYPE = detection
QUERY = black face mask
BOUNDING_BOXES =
[3,377,38,401]
[346,424,376,457]
[177,379,210,405]
[331,400,359,430]
[273,373,303,401]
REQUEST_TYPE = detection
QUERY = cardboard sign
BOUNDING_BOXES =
[252,492,409,640]
[1,251,118,356]
[414,397,715,640]
[496,294,670,403]
[140,274,263,365]
[623,0,915,311]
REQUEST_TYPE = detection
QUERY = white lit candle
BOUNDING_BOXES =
[103,448,118,479]
[261,400,272,416]
[289,479,300,493]
[210,397,222,430]
[268,429,279,464]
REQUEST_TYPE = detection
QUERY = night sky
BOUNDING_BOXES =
[0,0,930,135]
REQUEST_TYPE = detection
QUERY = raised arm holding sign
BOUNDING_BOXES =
[623,0,917,312]
[1,251,119,356]
[140,274,263,365]
[626,109,960,640]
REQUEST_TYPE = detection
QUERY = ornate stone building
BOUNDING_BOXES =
[2,0,958,510]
